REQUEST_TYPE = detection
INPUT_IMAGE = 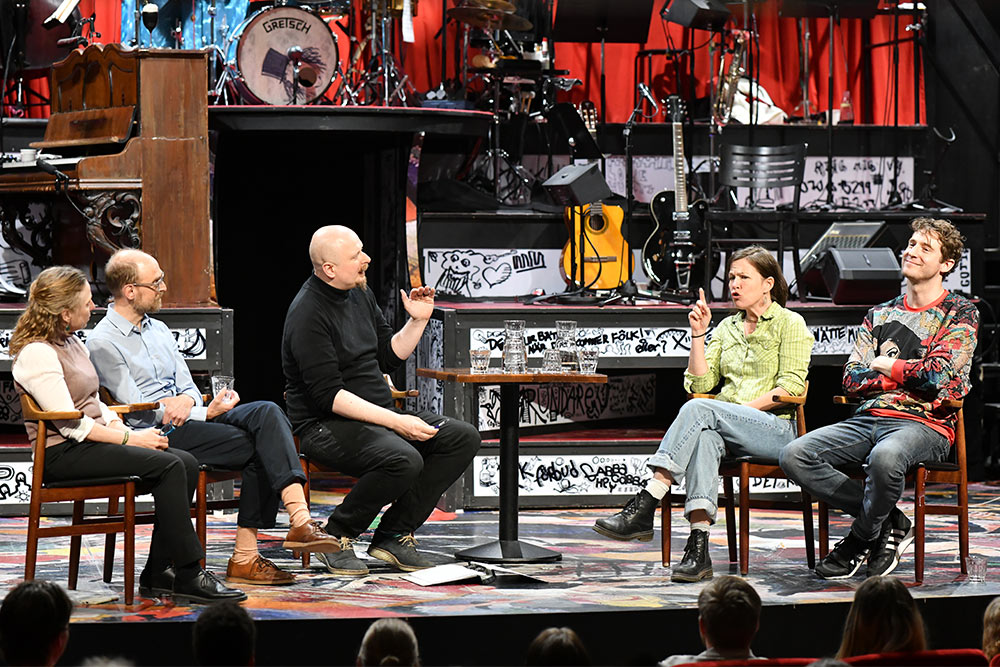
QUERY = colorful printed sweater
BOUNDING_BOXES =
[843,290,979,443]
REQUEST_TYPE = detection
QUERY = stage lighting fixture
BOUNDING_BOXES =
[660,0,731,31]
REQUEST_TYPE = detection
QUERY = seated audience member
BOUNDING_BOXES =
[659,575,763,666]
[525,627,591,666]
[357,618,420,666]
[193,601,256,666]
[87,249,339,587]
[11,267,243,605]
[0,580,72,667]
[837,576,926,659]
[983,597,1000,662]
[595,246,813,582]
[781,218,978,579]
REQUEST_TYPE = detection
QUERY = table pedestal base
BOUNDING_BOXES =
[455,539,562,564]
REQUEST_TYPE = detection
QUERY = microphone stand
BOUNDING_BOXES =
[602,91,693,307]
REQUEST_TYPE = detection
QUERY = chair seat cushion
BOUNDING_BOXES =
[43,475,141,489]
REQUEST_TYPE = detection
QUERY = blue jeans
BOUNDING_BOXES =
[647,398,799,522]
[778,413,950,541]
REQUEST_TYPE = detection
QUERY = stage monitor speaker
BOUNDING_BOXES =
[541,162,611,207]
[819,247,902,305]
[661,0,730,31]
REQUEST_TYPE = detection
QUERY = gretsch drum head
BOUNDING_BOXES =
[233,6,337,105]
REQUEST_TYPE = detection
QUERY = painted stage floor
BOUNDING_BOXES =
[2,484,1000,625]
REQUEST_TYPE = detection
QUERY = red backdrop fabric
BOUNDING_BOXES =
[5,0,923,125]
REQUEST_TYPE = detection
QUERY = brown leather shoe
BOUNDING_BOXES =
[226,555,295,586]
[283,520,342,553]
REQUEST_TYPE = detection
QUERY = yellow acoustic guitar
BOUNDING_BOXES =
[560,201,633,290]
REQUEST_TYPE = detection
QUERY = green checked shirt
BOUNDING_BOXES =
[683,301,814,418]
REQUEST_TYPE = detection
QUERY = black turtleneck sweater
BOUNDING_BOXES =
[282,274,404,431]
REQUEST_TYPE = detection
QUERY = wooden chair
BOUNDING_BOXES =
[661,383,814,575]
[22,394,142,605]
[817,397,968,584]
[298,375,418,567]
[100,388,241,567]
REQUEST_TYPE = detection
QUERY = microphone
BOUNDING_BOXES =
[36,158,69,182]
[287,45,303,64]
[637,83,659,112]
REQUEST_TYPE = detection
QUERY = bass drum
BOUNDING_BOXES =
[227,5,338,105]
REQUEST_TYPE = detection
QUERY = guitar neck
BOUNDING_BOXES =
[672,121,688,214]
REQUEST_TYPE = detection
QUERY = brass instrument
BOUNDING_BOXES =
[713,31,747,127]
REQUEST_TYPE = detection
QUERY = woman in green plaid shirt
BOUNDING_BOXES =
[594,246,814,582]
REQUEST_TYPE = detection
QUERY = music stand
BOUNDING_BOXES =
[781,0,877,209]
[551,0,654,125]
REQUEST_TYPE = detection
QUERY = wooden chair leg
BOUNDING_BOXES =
[818,501,829,559]
[124,484,135,606]
[24,495,42,582]
[959,477,970,575]
[739,464,750,576]
[197,470,208,569]
[660,491,672,567]
[302,465,312,568]
[68,500,84,591]
[104,495,119,583]
[722,475,737,564]
[915,469,926,584]
[801,491,816,569]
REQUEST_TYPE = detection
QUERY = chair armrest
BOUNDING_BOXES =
[833,395,853,405]
[20,394,82,421]
[384,374,419,399]
[687,393,716,400]
[108,402,160,415]
[834,395,964,410]
[773,393,806,405]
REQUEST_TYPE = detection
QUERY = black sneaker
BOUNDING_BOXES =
[593,490,658,541]
[867,508,915,577]
[671,530,713,583]
[816,531,874,580]
[316,537,370,576]
[368,532,435,572]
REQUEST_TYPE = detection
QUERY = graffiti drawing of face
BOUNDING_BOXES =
[435,250,484,296]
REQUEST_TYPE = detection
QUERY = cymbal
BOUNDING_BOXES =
[465,0,516,13]
[447,6,532,31]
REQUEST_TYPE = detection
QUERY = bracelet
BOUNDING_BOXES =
[121,430,129,445]
[691,331,709,339]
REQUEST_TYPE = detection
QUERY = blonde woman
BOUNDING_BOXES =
[11,266,245,605]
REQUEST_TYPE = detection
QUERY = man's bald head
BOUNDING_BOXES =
[309,225,370,290]
[105,249,159,297]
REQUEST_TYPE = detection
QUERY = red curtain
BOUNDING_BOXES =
[5,0,923,125]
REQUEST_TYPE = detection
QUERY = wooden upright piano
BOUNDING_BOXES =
[0,44,212,307]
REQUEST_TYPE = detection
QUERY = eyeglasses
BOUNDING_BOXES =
[129,274,166,291]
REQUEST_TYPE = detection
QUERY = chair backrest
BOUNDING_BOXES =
[845,649,988,666]
[19,393,83,489]
[720,143,808,210]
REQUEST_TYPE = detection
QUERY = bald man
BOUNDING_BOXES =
[87,250,340,596]
[282,225,480,575]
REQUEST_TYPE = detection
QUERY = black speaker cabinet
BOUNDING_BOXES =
[541,162,611,207]
[819,247,902,305]
[661,0,730,31]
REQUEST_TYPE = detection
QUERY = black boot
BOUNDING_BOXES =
[671,530,713,583]
[593,490,657,541]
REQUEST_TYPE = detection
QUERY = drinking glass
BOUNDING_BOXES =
[555,320,578,372]
[577,349,599,374]
[967,554,987,583]
[503,338,526,374]
[470,348,491,373]
[542,349,562,373]
[211,375,235,399]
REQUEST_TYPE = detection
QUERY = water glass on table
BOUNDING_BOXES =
[211,374,235,400]
[470,348,491,374]
[542,349,562,373]
[503,338,526,374]
[577,349,599,374]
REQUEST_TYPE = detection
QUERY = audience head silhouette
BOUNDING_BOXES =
[983,597,1000,660]
[837,575,927,658]
[357,618,420,666]
[525,626,590,666]
[698,575,761,653]
[193,601,255,666]
[0,579,73,667]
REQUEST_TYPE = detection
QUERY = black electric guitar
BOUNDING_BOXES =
[641,96,709,291]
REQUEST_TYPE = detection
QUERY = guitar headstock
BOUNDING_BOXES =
[579,100,598,135]
[665,95,686,124]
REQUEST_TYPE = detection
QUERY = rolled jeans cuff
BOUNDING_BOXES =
[684,496,718,524]
[646,452,685,482]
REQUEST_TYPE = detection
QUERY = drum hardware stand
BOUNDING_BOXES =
[360,0,413,105]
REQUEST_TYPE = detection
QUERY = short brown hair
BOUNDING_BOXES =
[983,597,1000,660]
[911,217,964,276]
[729,245,789,307]
[837,576,926,658]
[698,575,761,652]
[104,250,142,297]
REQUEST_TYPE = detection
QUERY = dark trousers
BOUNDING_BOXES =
[167,401,306,529]
[299,410,481,537]
[44,440,204,570]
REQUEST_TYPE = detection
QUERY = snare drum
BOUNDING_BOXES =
[226,5,339,105]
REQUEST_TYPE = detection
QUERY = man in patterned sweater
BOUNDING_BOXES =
[780,218,979,579]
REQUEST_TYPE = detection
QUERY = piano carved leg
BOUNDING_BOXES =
[77,191,142,255]
[0,201,55,267]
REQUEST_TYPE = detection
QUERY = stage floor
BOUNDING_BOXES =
[2,484,998,665]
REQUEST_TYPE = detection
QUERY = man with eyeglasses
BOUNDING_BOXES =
[87,249,340,599]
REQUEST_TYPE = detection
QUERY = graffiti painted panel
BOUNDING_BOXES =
[473,454,801,497]
[476,374,656,429]
[0,328,207,361]
[417,319,444,414]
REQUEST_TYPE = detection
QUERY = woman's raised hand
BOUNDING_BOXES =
[688,288,712,336]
